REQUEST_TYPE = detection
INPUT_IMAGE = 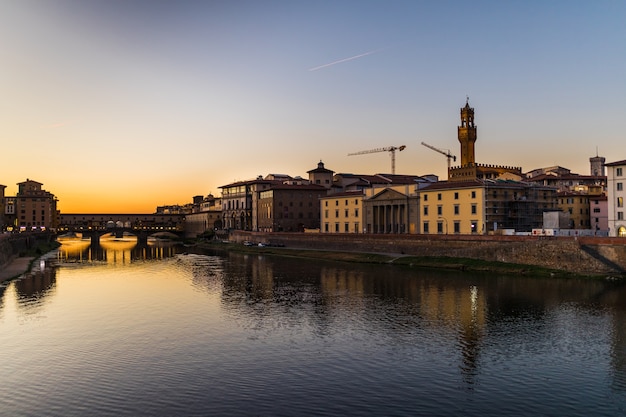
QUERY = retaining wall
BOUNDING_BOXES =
[230,231,626,276]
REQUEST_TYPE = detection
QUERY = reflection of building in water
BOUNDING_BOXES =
[14,265,58,311]
[58,238,92,262]
[319,268,487,382]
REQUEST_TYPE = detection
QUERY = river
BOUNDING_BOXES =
[1,239,625,416]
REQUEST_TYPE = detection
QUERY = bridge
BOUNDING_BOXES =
[57,213,186,244]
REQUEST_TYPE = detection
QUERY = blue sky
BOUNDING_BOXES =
[1,0,624,212]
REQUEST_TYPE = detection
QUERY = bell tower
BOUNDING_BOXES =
[458,97,477,166]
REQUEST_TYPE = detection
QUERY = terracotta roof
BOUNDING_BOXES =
[604,159,626,167]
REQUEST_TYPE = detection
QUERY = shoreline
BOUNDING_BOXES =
[193,241,613,279]
[0,256,36,284]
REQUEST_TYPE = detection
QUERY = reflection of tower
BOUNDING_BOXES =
[457,98,477,167]
[590,153,606,176]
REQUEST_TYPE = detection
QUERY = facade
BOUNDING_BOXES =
[5,179,59,232]
[307,161,334,188]
[320,191,364,233]
[557,191,590,229]
[220,177,282,231]
[420,179,558,234]
[606,159,626,237]
[257,184,326,232]
[184,195,222,238]
[589,194,608,233]
[363,187,419,234]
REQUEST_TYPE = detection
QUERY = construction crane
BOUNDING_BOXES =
[348,145,406,175]
[421,141,456,170]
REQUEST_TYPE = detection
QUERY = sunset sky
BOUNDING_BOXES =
[2,1,624,213]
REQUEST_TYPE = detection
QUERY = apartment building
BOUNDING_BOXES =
[605,159,626,237]
[5,179,59,232]
[320,191,364,233]
[257,183,326,232]
[419,179,557,234]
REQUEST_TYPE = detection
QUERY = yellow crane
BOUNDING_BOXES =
[347,145,406,174]
[421,141,456,170]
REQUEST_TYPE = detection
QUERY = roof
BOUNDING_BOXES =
[604,159,626,167]
[320,190,364,199]
[421,179,557,191]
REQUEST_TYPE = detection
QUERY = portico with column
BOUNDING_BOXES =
[364,188,419,234]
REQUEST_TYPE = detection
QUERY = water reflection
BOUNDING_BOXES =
[57,236,182,264]
[189,250,626,394]
[2,246,626,416]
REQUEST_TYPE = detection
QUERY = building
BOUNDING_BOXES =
[589,194,608,234]
[5,179,59,232]
[419,179,558,234]
[320,191,364,233]
[307,161,334,188]
[363,187,419,234]
[449,99,522,182]
[184,194,222,238]
[605,159,626,237]
[557,191,590,229]
[220,176,283,231]
[257,183,326,232]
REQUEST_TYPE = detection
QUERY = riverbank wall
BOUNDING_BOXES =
[0,233,55,271]
[229,231,626,276]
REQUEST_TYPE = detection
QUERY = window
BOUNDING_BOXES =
[593,208,600,213]
[437,193,442,201]
[355,208,359,217]
[355,199,359,205]
[334,223,339,232]
[453,222,460,234]
[423,206,429,216]
[437,222,444,234]
[325,201,328,206]
[471,221,478,233]
[454,192,459,200]
[618,183,623,191]
[437,205,442,216]
[454,205,460,215]
[618,212,624,220]
[617,167,623,176]
[423,222,429,233]
[344,209,349,217]
[345,200,348,206]
[471,191,476,199]
[324,223,329,232]
[424,194,428,201]
[618,197,624,208]
[354,223,359,233]
[335,200,339,206]
[471,204,477,215]
[335,210,339,217]
[344,223,349,232]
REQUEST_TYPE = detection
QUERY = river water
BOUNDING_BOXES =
[1,240,625,417]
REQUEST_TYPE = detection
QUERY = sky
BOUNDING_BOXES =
[1,0,625,213]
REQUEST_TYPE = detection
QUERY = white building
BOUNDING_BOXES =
[605,159,626,237]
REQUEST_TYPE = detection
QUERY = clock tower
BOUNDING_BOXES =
[458,98,477,167]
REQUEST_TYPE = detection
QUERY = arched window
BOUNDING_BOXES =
[618,226,626,238]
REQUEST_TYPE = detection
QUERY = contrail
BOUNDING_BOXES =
[308,49,382,71]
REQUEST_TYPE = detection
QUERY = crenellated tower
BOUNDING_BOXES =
[457,98,477,167]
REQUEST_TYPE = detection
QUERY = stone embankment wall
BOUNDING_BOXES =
[0,233,53,270]
[230,231,626,276]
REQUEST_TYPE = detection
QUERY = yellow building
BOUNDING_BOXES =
[320,191,364,233]
[420,179,557,234]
